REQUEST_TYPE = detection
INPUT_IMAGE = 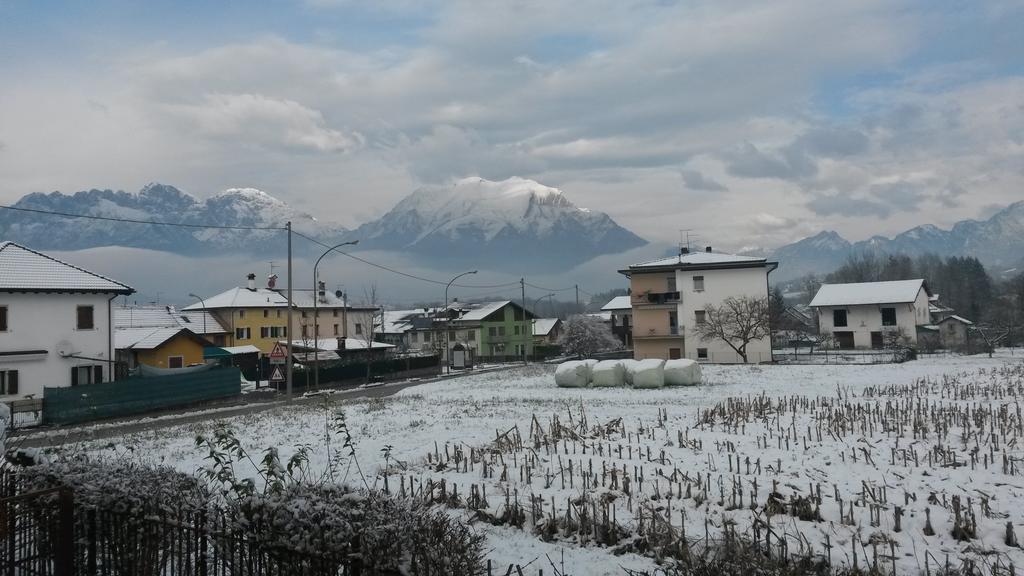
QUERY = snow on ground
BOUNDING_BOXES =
[62,351,1024,575]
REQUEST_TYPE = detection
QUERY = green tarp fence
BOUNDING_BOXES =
[43,368,241,425]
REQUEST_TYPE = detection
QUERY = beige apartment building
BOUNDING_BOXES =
[619,248,777,363]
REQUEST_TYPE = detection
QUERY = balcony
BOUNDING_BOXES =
[632,291,680,308]
[634,325,683,339]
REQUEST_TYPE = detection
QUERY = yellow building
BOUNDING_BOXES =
[115,327,212,369]
[183,274,379,355]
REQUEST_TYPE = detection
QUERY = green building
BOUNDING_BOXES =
[453,300,537,360]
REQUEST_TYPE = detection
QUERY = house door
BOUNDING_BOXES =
[870,332,883,349]
[834,332,855,349]
[669,348,682,359]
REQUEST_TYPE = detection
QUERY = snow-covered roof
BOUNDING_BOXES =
[0,241,134,293]
[183,287,289,310]
[114,305,227,334]
[282,338,395,352]
[379,309,429,334]
[939,315,973,325]
[587,311,612,322]
[533,318,560,336]
[624,251,769,272]
[810,279,927,307]
[601,295,631,311]
[115,326,203,350]
[220,345,261,355]
[457,301,516,321]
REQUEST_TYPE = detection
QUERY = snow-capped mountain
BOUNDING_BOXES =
[0,183,343,254]
[343,177,647,270]
[769,201,1024,280]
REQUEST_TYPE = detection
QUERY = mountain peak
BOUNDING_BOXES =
[349,176,646,271]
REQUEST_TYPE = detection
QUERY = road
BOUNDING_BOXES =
[11,367,508,449]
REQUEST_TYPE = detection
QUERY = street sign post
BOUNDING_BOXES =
[269,342,287,365]
[270,365,284,382]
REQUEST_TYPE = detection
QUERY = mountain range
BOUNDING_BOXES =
[0,178,647,272]
[768,201,1024,281]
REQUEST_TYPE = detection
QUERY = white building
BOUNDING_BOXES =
[809,279,931,349]
[620,248,777,363]
[0,242,134,399]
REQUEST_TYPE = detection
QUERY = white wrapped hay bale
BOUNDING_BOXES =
[554,361,591,388]
[591,360,626,387]
[664,359,702,386]
[581,359,598,381]
[620,359,640,386]
[631,359,666,389]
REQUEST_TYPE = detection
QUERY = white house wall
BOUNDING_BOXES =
[676,266,772,364]
[0,292,115,399]
[815,287,928,348]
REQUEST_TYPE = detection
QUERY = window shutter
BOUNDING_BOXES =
[94,365,103,383]
[8,371,18,395]
[71,367,79,386]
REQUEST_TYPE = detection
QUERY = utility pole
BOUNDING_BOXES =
[286,221,293,400]
[575,284,580,312]
[520,278,528,364]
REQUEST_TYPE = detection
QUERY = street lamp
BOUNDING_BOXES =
[313,240,359,390]
[444,270,477,373]
[187,293,207,335]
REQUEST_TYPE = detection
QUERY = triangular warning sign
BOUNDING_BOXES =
[270,365,284,382]
[269,342,286,360]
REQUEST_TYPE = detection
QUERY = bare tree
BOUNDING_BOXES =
[694,296,770,363]
[358,285,384,383]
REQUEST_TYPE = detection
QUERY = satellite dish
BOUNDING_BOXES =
[55,340,79,357]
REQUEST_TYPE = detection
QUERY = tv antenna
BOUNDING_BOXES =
[269,261,279,277]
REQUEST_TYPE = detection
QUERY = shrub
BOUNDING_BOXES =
[229,483,484,575]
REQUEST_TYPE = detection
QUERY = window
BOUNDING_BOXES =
[449,330,456,340]
[0,306,7,331]
[301,311,308,319]
[669,348,681,360]
[71,365,103,386]
[168,356,184,369]
[667,275,677,292]
[239,310,246,319]
[263,309,269,318]
[498,326,506,336]
[333,324,339,336]
[695,310,706,325]
[833,309,848,327]
[333,309,339,317]
[269,326,283,338]
[355,323,363,335]
[467,330,475,340]
[488,327,497,337]
[260,327,270,338]
[668,311,678,335]
[423,331,431,342]
[76,305,94,330]
[693,276,705,291]
[0,370,18,395]
[513,325,520,336]
[235,327,250,340]
[276,310,282,318]
[411,332,419,343]
[881,307,897,327]
[697,348,708,360]
[513,307,524,321]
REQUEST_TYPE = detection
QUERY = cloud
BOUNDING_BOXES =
[680,169,727,192]
[723,142,818,180]
[806,194,892,218]
[167,93,363,153]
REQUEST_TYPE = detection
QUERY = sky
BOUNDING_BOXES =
[2,0,1024,256]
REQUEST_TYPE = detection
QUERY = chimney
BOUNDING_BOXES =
[336,336,346,352]
[680,247,689,254]
[705,246,712,253]
[318,281,326,304]
[246,273,256,291]
[267,274,278,289]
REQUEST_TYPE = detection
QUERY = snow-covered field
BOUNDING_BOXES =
[64,351,1024,575]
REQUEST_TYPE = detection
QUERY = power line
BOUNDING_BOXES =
[0,204,283,230]
[524,281,575,292]
[291,230,521,289]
